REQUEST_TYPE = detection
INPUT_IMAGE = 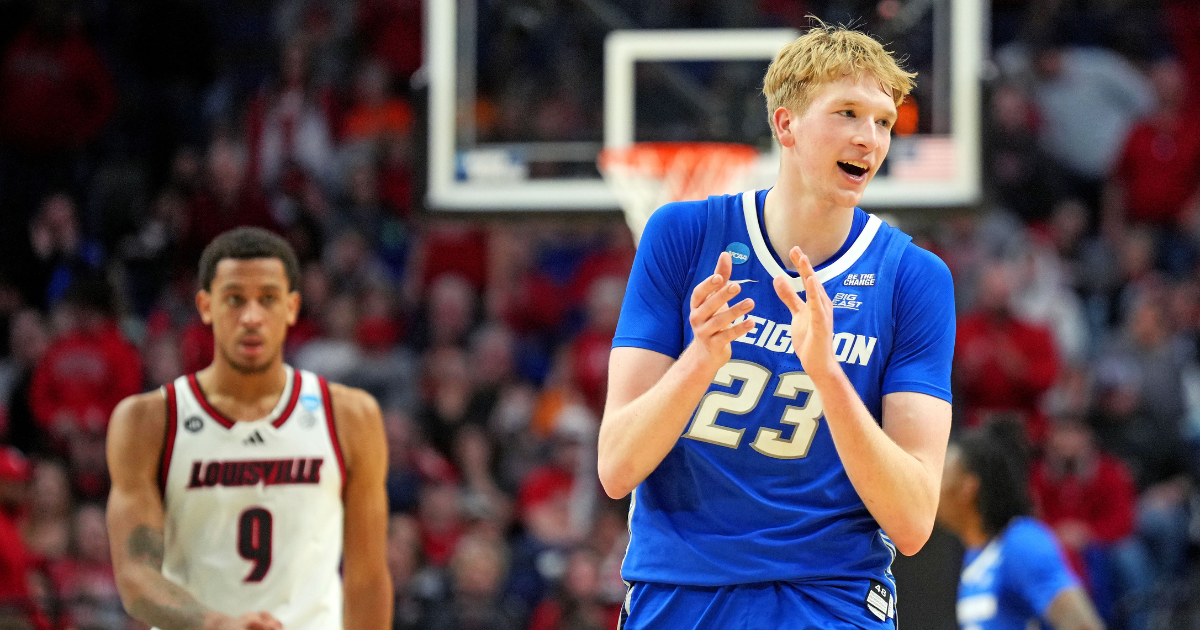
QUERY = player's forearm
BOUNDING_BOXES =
[1046,587,1106,630]
[598,344,718,498]
[343,574,393,630]
[122,572,229,630]
[113,524,225,630]
[812,370,938,555]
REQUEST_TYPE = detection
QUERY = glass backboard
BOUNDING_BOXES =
[427,0,983,211]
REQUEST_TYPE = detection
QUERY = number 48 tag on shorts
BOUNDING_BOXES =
[865,579,895,622]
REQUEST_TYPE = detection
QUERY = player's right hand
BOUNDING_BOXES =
[213,612,283,630]
[687,251,755,370]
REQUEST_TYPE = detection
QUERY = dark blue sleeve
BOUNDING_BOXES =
[1004,520,1081,618]
[881,243,955,402]
[612,200,707,359]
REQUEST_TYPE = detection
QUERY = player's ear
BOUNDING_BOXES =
[773,107,796,148]
[285,290,301,326]
[196,290,213,325]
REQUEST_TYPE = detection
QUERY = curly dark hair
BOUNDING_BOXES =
[956,418,1033,538]
[198,227,299,292]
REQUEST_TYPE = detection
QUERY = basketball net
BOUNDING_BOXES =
[599,142,761,246]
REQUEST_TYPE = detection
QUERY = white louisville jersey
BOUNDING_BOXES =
[157,365,345,630]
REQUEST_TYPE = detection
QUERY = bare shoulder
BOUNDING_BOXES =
[325,383,386,476]
[107,390,169,480]
[110,390,168,440]
[326,382,383,428]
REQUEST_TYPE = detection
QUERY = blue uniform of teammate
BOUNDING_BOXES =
[938,424,1104,630]
[957,518,1081,630]
[600,24,957,630]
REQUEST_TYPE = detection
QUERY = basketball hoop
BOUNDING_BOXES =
[599,142,761,246]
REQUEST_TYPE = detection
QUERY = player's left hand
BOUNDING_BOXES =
[772,246,839,380]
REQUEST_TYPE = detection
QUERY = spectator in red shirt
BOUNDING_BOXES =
[1164,0,1200,112]
[417,481,465,568]
[28,277,142,498]
[565,275,626,416]
[1031,417,1136,619]
[245,38,337,195]
[508,407,599,615]
[356,0,423,83]
[48,503,130,629]
[527,547,622,630]
[0,4,116,154]
[567,225,635,310]
[422,532,523,630]
[406,224,490,302]
[955,261,1060,445]
[0,446,51,630]
[1104,58,1200,272]
[20,459,72,566]
[1107,57,1200,278]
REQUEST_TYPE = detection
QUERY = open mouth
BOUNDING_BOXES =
[239,338,264,352]
[837,161,869,177]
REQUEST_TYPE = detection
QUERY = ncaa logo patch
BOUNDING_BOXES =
[725,242,751,264]
[300,394,321,412]
[184,416,204,433]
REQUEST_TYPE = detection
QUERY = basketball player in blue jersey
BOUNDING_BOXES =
[600,24,957,628]
[105,228,392,630]
[937,423,1104,630]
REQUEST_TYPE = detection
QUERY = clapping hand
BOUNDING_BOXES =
[772,246,838,380]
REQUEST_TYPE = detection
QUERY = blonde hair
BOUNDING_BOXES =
[763,21,916,127]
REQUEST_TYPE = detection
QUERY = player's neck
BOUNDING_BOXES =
[196,357,289,406]
[960,514,989,549]
[762,182,855,270]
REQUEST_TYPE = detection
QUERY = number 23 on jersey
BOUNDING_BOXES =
[684,360,824,460]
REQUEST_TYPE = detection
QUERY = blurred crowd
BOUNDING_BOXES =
[0,0,1198,629]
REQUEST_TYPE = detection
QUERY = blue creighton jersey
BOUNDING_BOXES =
[956,518,1080,630]
[613,190,955,624]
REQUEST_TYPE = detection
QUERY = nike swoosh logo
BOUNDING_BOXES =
[730,279,757,284]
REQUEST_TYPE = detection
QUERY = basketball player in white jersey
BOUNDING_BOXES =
[106,227,392,630]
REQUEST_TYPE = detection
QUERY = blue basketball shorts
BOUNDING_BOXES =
[618,580,898,630]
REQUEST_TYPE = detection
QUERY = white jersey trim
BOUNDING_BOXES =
[740,190,883,291]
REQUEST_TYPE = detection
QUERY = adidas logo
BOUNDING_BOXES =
[243,430,266,446]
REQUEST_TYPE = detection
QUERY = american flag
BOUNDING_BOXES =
[887,136,957,181]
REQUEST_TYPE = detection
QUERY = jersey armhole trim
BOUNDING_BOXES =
[318,376,346,495]
[159,383,178,500]
[271,369,304,428]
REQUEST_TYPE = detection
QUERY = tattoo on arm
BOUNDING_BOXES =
[128,525,165,569]
[124,525,211,630]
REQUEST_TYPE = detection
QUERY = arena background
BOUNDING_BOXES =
[0,0,1198,629]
